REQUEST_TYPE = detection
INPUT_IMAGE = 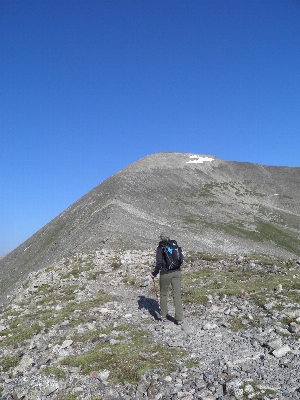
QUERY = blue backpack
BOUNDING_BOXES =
[162,241,184,270]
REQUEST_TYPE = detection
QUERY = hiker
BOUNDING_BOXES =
[151,232,184,325]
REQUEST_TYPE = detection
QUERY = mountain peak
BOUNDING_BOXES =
[1,152,300,305]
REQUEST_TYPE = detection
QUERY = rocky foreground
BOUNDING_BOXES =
[0,250,300,399]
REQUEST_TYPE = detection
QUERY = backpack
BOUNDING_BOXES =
[162,241,184,270]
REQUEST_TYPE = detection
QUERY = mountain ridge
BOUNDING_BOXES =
[1,152,300,305]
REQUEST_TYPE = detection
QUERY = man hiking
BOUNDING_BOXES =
[151,232,184,325]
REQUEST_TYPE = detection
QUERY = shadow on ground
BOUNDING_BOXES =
[137,295,177,324]
[138,295,161,321]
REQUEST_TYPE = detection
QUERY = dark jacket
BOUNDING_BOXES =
[152,239,181,277]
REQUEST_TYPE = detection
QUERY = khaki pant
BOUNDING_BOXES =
[159,269,183,321]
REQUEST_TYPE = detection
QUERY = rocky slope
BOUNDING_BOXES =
[1,152,300,306]
[0,250,299,399]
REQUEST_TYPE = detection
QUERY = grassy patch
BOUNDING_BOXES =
[257,221,300,256]
[240,380,277,399]
[245,254,279,266]
[185,251,224,263]
[35,291,112,328]
[41,367,66,378]
[182,265,300,307]
[198,253,224,262]
[0,355,20,372]
[110,255,122,269]
[229,317,247,331]
[185,358,200,368]
[87,270,106,280]
[1,322,43,346]
[71,329,106,344]
[71,323,130,343]
[61,261,94,279]
[182,267,251,304]
[36,284,55,295]
[59,395,103,400]
[123,277,139,286]
[0,291,113,347]
[229,316,262,331]
[62,324,186,384]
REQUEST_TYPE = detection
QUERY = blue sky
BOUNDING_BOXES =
[1,0,300,256]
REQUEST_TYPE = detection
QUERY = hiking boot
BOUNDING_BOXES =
[160,316,167,322]
[176,320,183,325]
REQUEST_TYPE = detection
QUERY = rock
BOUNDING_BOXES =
[43,385,59,396]
[0,250,299,399]
[17,355,33,370]
[275,326,291,335]
[203,322,218,330]
[244,383,254,394]
[288,322,300,334]
[86,323,95,330]
[220,294,227,302]
[272,345,291,358]
[98,369,110,384]
[264,301,276,310]
[61,339,73,349]
[225,379,243,397]
[275,284,283,292]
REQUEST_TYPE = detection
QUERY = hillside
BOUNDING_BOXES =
[1,152,300,304]
[0,250,299,399]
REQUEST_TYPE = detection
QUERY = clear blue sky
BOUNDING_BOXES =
[1,0,300,256]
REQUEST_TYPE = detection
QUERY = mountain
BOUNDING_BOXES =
[1,152,300,305]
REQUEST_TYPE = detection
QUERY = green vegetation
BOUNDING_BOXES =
[41,367,66,378]
[182,265,300,309]
[58,394,100,400]
[185,358,200,369]
[181,216,300,257]
[37,222,66,252]
[182,267,250,305]
[246,254,278,266]
[257,221,300,255]
[181,181,269,200]
[240,380,277,399]
[229,316,261,331]
[62,324,186,384]
[123,277,139,286]
[0,355,20,372]
[61,260,94,279]
[175,179,300,257]
[87,270,106,280]
[0,290,113,347]
[228,317,247,331]
[61,395,79,400]
[0,321,44,345]
[185,251,224,263]
[182,251,300,332]
[110,255,122,269]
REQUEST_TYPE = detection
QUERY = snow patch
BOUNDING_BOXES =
[186,155,214,164]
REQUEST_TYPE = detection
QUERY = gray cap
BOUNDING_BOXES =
[159,232,170,239]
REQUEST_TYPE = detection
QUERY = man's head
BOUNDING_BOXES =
[159,232,170,240]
